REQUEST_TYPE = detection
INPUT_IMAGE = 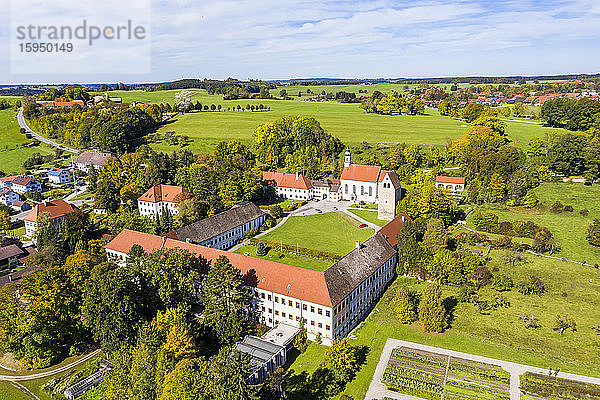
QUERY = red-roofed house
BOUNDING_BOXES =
[8,176,42,194]
[436,176,466,200]
[138,185,193,218]
[24,199,80,237]
[340,149,402,220]
[262,172,314,201]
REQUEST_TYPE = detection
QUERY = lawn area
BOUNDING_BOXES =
[347,208,388,227]
[288,243,600,399]
[101,88,575,155]
[466,182,600,264]
[258,212,374,255]
[234,244,334,272]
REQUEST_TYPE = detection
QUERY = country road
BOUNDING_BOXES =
[0,349,101,381]
[17,108,79,154]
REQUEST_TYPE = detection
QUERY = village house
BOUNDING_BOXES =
[74,151,114,172]
[24,199,79,237]
[310,179,342,201]
[105,214,408,345]
[0,188,20,206]
[168,202,267,250]
[340,149,402,220]
[436,176,466,201]
[11,200,32,212]
[7,176,42,195]
[47,168,72,185]
[0,245,24,270]
[137,185,192,218]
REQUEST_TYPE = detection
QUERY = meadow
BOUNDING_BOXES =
[101,88,575,155]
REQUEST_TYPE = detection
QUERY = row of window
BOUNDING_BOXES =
[256,291,330,317]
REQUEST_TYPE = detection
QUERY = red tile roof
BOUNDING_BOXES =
[24,199,79,222]
[138,185,192,203]
[0,175,18,184]
[341,164,382,183]
[262,172,313,190]
[377,213,411,248]
[106,229,333,307]
[11,176,38,186]
[436,176,465,184]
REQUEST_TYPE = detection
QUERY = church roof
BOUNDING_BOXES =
[340,164,382,183]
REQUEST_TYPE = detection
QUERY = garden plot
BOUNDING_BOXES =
[520,372,600,400]
[381,347,510,400]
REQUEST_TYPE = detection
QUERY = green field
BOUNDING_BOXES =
[99,88,575,155]
[347,208,388,227]
[258,212,374,255]
[0,108,54,174]
[234,244,333,272]
[466,182,600,264]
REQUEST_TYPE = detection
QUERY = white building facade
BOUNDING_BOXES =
[47,168,72,185]
[0,189,20,206]
[138,185,192,218]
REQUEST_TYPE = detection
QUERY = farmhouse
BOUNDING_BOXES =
[168,202,267,250]
[24,199,79,237]
[0,188,20,206]
[105,214,408,345]
[340,149,402,220]
[137,185,192,218]
[74,151,114,172]
[47,168,72,185]
[436,176,466,200]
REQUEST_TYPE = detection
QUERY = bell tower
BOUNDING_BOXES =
[344,148,351,168]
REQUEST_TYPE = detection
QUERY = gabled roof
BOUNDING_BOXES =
[262,172,313,190]
[0,175,18,184]
[379,170,402,189]
[0,244,23,261]
[340,164,382,183]
[11,176,38,186]
[170,202,265,243]
[436,176,465,184]
[0,265,42,289]
[75,151,114,166]
[24,199,79,222]
[138,185,191,203]
[324,234,396,305]
[106,229,333,307]
[378,213,411,248]
[48,168,68,176]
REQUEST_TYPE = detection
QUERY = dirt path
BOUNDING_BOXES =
[10,381,41,400]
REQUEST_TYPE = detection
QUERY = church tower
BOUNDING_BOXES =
[344,148,351,168]
[377,171,402,221]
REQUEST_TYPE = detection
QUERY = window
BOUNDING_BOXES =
[275,297,279,303]
[296,302,300,308]
[326,310,330,317]
[310,320,315,326]
[289,314,293,320]
[318,308,322,315]
[261,293,265,299]
[369,186,372,196]
[311,306,315,313]
[326,325,330,331]
[353,185,356,194]
[268,295,272,301]
[282,312,286,318]
[268,308,272,313]
[288,300,292,306]
[318,323,322,328]
[275,310,279,315]
[303,304,307,311]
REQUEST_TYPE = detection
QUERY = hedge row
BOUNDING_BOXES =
[248,238,343,261]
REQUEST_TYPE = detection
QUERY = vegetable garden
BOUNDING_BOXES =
[381,347,510,400]
[520,372,600,400]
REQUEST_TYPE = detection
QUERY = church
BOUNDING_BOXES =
[340,148,402,221]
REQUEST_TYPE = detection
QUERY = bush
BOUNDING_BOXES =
[492,274,513,291]
[549,201,564,213]
[248,238,343,261]
[269,204,283,219]
[580,208,589,216]
[493,235,513,249]
[563,205,574,213]
[517,275,546,296]
[393,287,417,324]
[586,219,600,247]
[256,242,267,256]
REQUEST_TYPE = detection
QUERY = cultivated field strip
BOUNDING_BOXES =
[381,347,510,400]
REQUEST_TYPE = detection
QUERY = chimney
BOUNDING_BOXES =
[401,215,405,222]
[42,200,47,206]
[295,172,299,180]
[355,241,361,250]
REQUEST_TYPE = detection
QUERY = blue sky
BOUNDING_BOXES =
[1,0,599,84]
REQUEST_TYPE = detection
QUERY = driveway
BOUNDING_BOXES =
[290,199,352,217]
[365,338,600,400]
[17,108,78,154]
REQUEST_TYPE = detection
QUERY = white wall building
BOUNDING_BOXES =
[262,172,314,201]
[435,176,466,201]
[23,199,79,237]
[105,214,408,345]
[137,185,192,218]
[0,188,20,206]
[74,151,114,172]
[169,202,267,250]
[5,176,42,194]
[47,168,72,185]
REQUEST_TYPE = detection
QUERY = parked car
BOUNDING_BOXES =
[315,209,322,213]
[359,223,368,228]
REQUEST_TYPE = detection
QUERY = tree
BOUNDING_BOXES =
[87,166,98,192]
[95,179,121,212]
[0,210,10,232]
[175,90,193,112]
[376,95,402,114]
[553,313,576,335]
[159,357,211,400]
[461,103,485,123]
[492,274,513,291]
[269,204,283,219]
[323,339,360,383]
[34,212,59,250]
[418,283,447,333]
[532,227,557,254]
[489,173,506,203]
[256,242,267,257]
[517,275,546,296]
[586,219,600,247]
[394,287,417,324]
[522,191,538,208]
[422,218,447,252]
[293,319,308,353]
[202,255,251,345]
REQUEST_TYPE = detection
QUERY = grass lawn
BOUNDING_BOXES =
[347,208,388,227]
[466,182,600,264]
[234,244,334,272]
[0,381,29,400]
[258,212,374,255]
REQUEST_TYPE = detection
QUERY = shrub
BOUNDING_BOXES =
[492,274,514,291]
[493,235,513,249]
[549,201,564,213]
[269,204,283,219]
[394,287,417,324]
[418,283,447,333]
[563,205,574,213]
[469,266,492,288]
[456,284,477,303]
[586,219,600,247]
[532,227,557,253]
[520,313,541,329]
[517,275,546,295]
[580,208,589,216]
[256,242,267,256]
[552,313,576,335]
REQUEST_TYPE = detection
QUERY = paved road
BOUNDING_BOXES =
[365,338,600,400]
[0,349,101,381]
[502,118,543,125]
[17,108,78,154]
